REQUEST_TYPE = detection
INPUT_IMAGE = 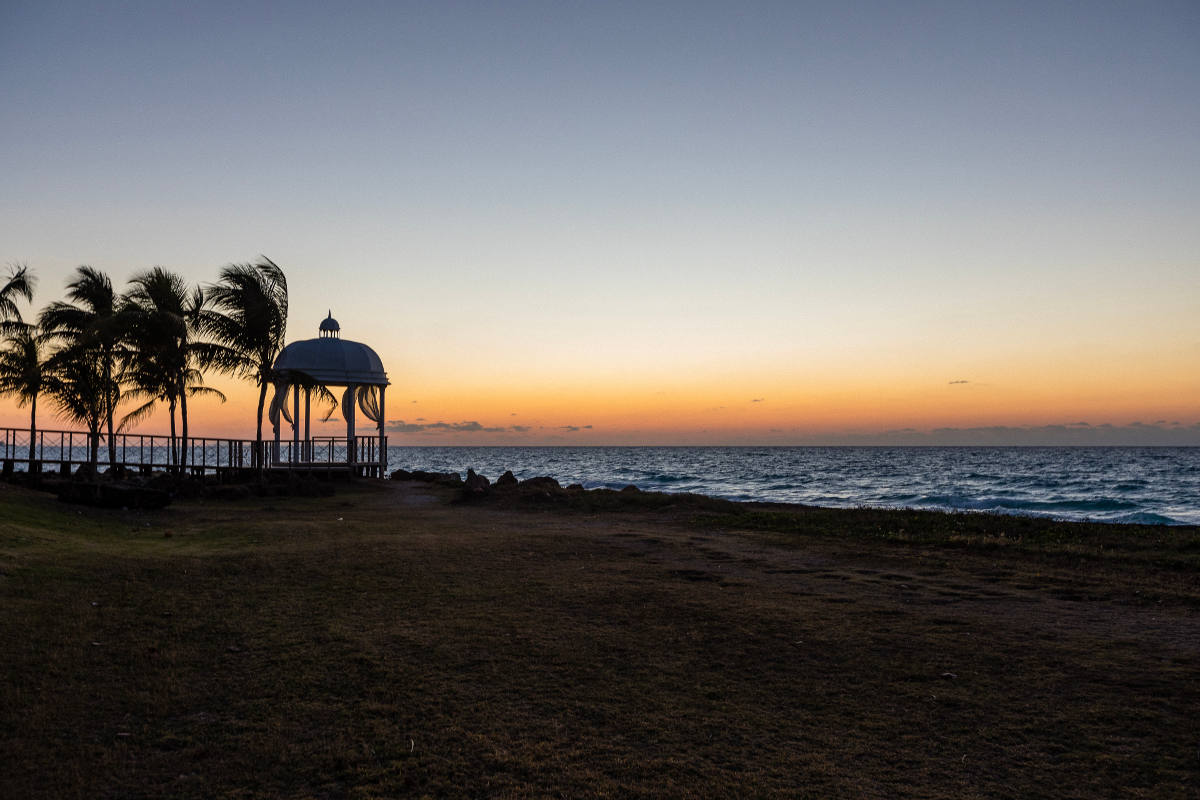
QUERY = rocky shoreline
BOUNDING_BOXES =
[389,466,747,512]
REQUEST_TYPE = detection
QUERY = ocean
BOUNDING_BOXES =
[387,446,1200,526]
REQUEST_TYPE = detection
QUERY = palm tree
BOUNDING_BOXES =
[121,268,227,469]
[0,263,35,331]
[200,257,288,467]
[43,346,107,466]
[0,323,46,471]
[121,359,226,468]
[40,266,125,467]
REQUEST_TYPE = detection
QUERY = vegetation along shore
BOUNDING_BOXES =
[2,472,1197,798]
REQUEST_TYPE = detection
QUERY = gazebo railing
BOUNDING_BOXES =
[271,436,385,468]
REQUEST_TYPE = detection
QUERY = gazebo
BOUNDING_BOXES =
[268,312,390,477]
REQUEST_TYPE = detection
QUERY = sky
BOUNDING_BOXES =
[1,0,1197,445]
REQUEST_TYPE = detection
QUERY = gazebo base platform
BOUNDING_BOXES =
[270,461,386,479]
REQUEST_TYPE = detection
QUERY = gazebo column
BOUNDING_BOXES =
[272,395,281,465]
[292,384,300,465]
[346,383,356,471]
[378,384,387,476]
[304,387,311,462]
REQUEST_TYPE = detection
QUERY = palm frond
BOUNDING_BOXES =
[186,385,226,402]
[0,263,35,324]
[119,398,160,432]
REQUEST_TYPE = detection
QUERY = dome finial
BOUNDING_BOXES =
[319,311,341,338]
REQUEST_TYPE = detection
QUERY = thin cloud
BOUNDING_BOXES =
[385,420,528,434]
[948,380,969,385]
[751,398,765,403]
[559,424,594,433]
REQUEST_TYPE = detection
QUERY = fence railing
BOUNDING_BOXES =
[268,436,383,468]
[1,427,386,476]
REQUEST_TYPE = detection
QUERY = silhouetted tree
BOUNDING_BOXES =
[40,267,126,467]
[0,323,47,471]
[121,268,227,468]
[43,347,107,466]
[201,257,288,467]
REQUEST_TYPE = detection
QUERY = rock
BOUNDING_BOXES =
[620,484,640,493]
[57,480,170,509]
[495,470,518,488]
[456,469,491,503]
[99,483,171,509]
[512,476,566,504]
[148,472,178,492]
[390,468,412,481]
[407,470,462,486]
[465,469,490,492]
[57,481,100,504]
[565,483,585,493]
[206,484,252,501]
[519,476,561,492]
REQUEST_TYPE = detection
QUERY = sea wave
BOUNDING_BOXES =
[386,445,1200,526]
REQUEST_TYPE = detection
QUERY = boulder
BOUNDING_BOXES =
[455,468,491,503]
[620,484,641,493]
[148,472,178,492]
[408,470,463,486]
[519,476,561,492]
[206,484,253,501]
[73,463,99,482]
[495,470,518,488]
[465,469,490,492]
[99,482,171,509]
[57,480,170,509]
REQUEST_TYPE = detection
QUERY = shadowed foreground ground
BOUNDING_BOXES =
[1,480,1197,798]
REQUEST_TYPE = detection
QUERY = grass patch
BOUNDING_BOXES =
[2,482,1198,798]
[702,504,1200,567]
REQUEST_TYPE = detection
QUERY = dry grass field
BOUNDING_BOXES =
[2,479,1198,798]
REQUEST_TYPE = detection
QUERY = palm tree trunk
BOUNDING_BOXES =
[90,428,99,467]
[255,378,267,469]
[179,382,189,472]
[168,396,178,471]
[27,395,37,474]
[104,350,117,469]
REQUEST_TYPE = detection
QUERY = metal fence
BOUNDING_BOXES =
[1,427,386,475]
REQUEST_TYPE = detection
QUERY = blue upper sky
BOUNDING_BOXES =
[2,1,1198,443]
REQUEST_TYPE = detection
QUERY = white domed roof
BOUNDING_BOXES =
[273,336,388,385]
